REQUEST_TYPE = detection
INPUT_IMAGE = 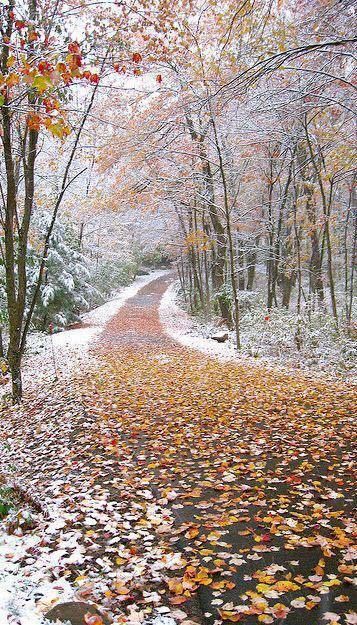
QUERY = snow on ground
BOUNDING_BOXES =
[159,282,357,383]
[0,528,75,625]
[159,283,237,362]
[0,483,84,625]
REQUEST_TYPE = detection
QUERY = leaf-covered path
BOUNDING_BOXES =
[2,275,356,625]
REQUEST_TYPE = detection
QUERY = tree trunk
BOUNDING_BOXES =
[266,172,276,309]
[0,328,4,359]
[347,181,357,326]
[273,153,294,306]
[282,272,296,309]
[9,349,22,401]
[304,117,338,317]
[297,140,324,304]
[246,237,258,291]
[210,115,241,348]
[185,113,227,314]
[236,234,245,290]
[2,84,23,402]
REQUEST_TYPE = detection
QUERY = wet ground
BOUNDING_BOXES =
[85,275,356,624]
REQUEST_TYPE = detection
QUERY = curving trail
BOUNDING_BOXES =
[2,274,356,625]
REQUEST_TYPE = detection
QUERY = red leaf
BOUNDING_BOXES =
[15,20,26,30]
[68,41,81,54]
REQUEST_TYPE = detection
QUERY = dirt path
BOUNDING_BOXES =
[1,275,356,625]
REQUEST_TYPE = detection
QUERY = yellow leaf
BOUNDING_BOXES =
[323,579,341,587]
[32,74,53,93]
[256,583,272,594]
[199,549,214,556]
[218,610,241,622]
[114,581,130,595]
[274,581,300,592]
[47,122,67,139]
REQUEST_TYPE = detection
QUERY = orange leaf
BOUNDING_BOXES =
[185,527,199,539]
[169,596,188,605]
[168,578,184,595]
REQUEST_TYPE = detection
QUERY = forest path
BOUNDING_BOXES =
[1,275,356,625]
[82,275,356,625]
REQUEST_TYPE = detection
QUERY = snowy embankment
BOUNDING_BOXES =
[0,524,75,625]
[159,283,237,361]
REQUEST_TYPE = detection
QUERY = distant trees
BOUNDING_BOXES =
[1,0,355,399]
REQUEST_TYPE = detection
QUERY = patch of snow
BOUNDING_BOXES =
[0,522,74,625]
[159,283,236,362]
[52,326,100,348]
[150,616,176,625]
